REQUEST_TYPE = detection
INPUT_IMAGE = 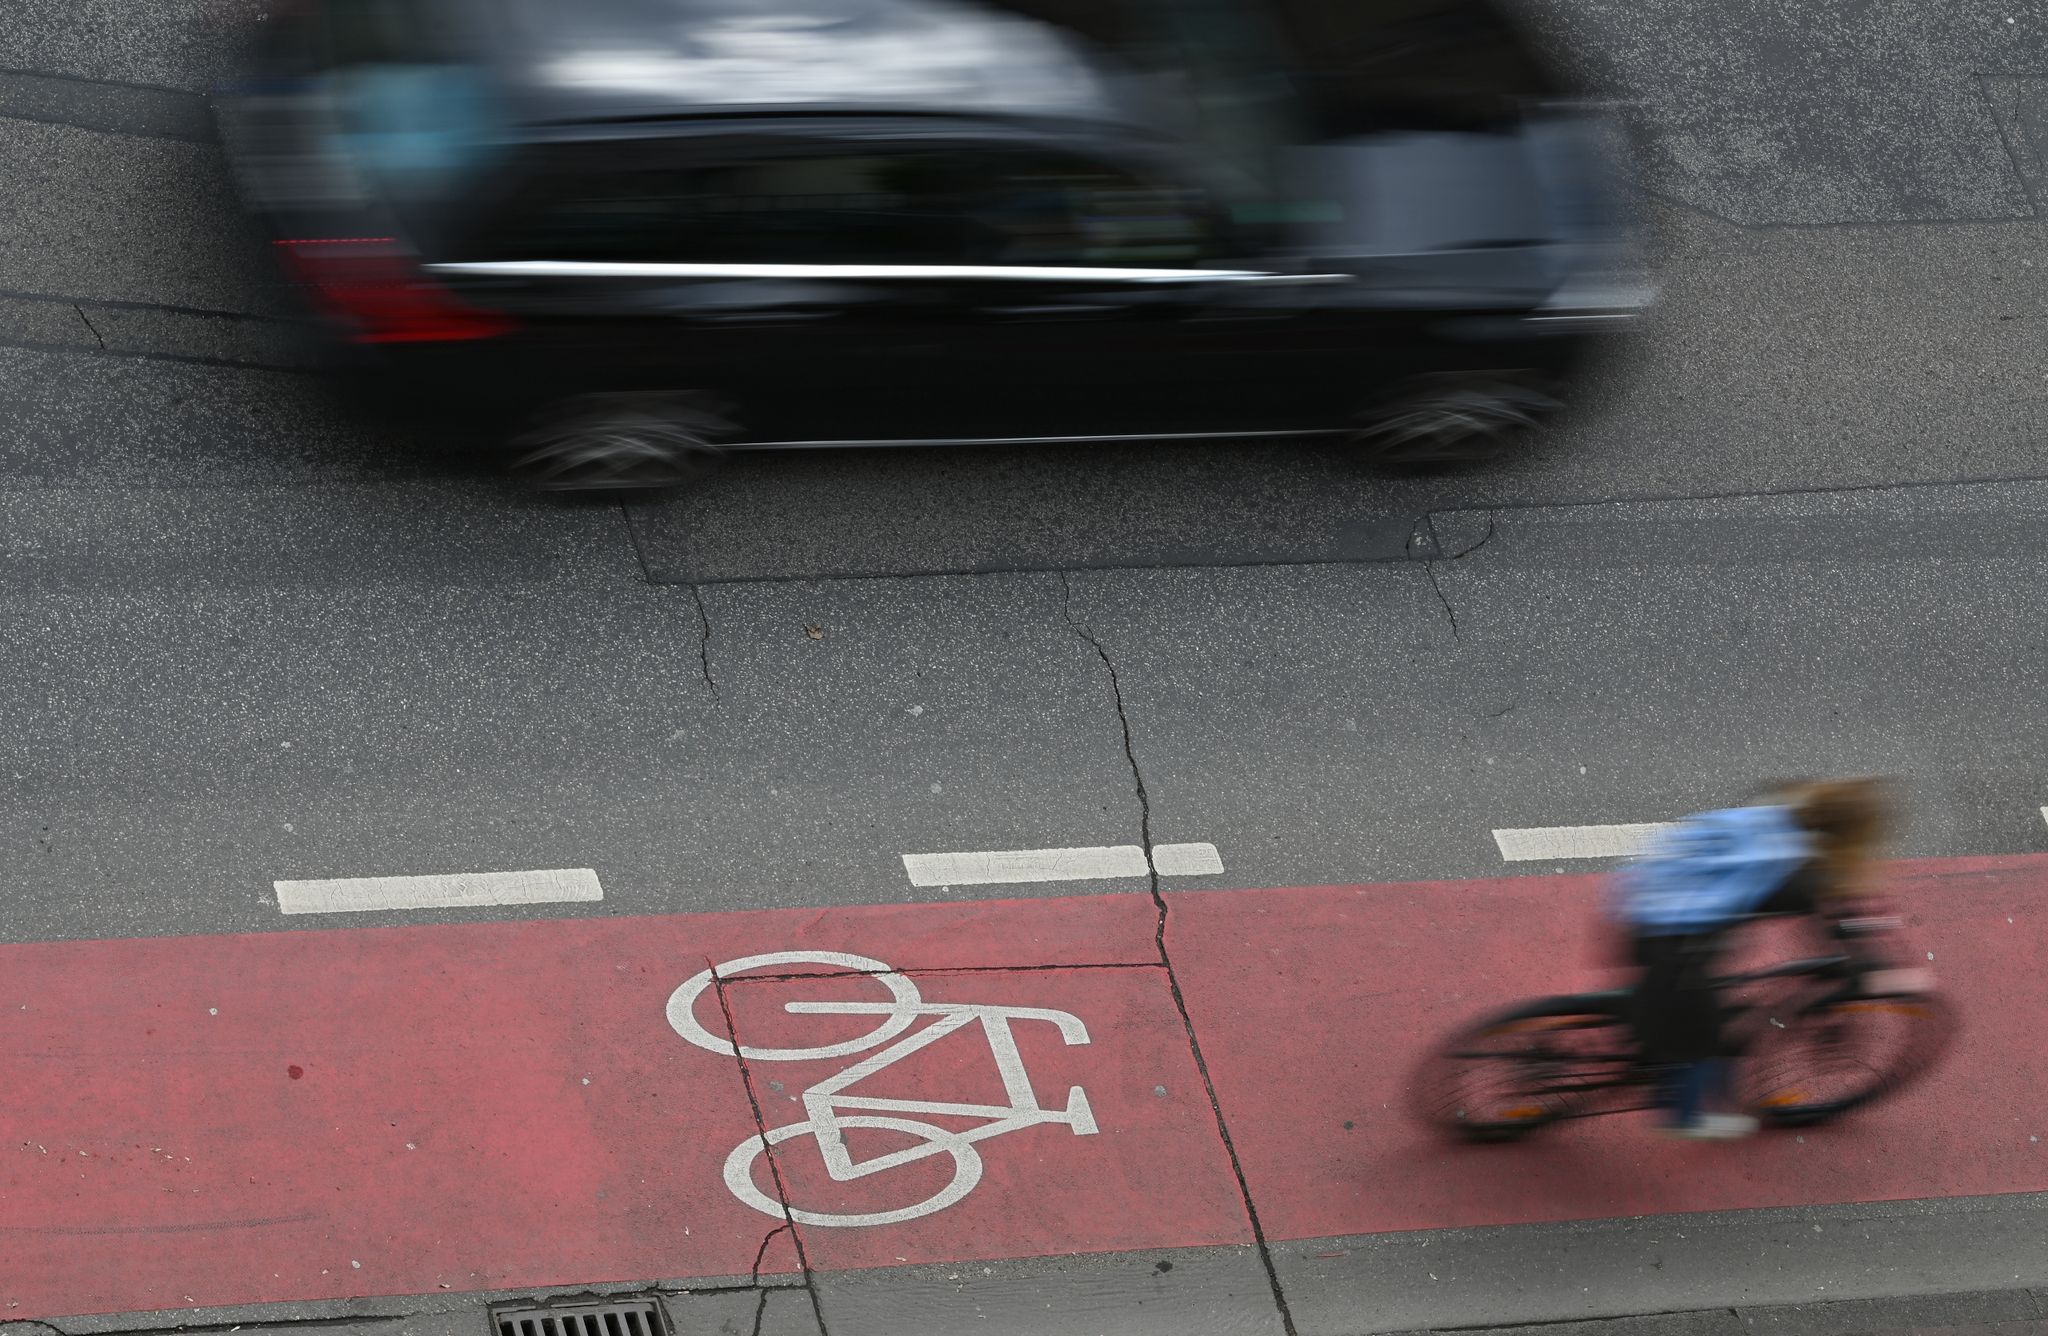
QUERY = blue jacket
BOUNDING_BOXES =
[1610,805,1813,936]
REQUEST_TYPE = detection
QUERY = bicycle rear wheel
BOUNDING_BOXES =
[1743,986,1955,1127]
[1413,994,1636,1143]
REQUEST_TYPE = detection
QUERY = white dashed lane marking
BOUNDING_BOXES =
[901,842,1224,887]
[1151,842,1225,876]
[1491,823,1674,862]
[274,868,603,915]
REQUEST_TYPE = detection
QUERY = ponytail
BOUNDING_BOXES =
[1780,777,1892,898]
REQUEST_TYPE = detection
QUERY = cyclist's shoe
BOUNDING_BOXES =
[1657,1113,1759,1140]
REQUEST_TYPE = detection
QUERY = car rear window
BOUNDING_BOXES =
[473,144,1224,267]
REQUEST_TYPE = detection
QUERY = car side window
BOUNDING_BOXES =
[963,150,1222,266]
[477,144,1227,268]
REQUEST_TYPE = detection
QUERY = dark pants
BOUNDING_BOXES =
[1629,932,1733,1063]
[1664,1058,1733,1125]
[1630,932,1740,1123]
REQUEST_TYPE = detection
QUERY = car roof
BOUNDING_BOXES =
[475,0,1139,128]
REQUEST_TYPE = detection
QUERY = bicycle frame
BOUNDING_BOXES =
[1505,953,1864,1122]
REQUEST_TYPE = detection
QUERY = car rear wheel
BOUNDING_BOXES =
[508,392,733,495]
[1352,372,1562,469]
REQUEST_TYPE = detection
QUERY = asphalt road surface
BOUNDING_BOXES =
[3,1,2048,1334]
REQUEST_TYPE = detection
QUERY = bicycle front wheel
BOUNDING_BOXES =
[1411,994,1635,1143]
[1744,986,1956,1127]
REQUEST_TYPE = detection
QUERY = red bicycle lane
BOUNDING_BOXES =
[0,892,1215,1319]
[3,854,2044,1320]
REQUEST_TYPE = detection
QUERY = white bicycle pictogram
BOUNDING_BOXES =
[668,951,1097,1228]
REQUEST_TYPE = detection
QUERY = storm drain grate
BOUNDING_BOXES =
[492,1298,669,1336]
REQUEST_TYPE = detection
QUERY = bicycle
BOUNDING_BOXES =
[1413,911,1956,1142]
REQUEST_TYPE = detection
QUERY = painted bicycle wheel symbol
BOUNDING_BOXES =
[668,951,1097,1228]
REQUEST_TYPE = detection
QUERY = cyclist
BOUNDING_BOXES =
[1610,778,1890,1139]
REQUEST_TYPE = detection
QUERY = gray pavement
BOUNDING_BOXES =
[0,116,280,316]
[1100,479,2048,896]
[3,0,2048,1331]
[15,477,2047,942]
[1524,0,2048,226]
[1276,1193,2048,1334]
[0,0,253,93]
[7,1199,2047,1336]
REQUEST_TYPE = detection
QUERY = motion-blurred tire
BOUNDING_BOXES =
[1352,371,1563,470]
[508,392,733,495]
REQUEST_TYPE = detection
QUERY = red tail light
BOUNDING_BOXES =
[274,237,515,344]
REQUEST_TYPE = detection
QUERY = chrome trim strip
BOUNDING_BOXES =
[427,260,1352,285]
[728,428,1343,450]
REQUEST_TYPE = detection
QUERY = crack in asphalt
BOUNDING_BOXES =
[71,305,104,350]
[747,1288,770,1336]
[1444,513,1498,561]
[1057,570,1300,1336]
[1057,570,1151,873]
[688,584,718,698]
[71,303,103,350]
[1418,511,1497,641]
[708,962,830,1336]
[1424,560,1460,640]
[750,1223,792,1286]
[622,507,718,697]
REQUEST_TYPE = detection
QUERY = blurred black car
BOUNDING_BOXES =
[217,0,1647,490]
